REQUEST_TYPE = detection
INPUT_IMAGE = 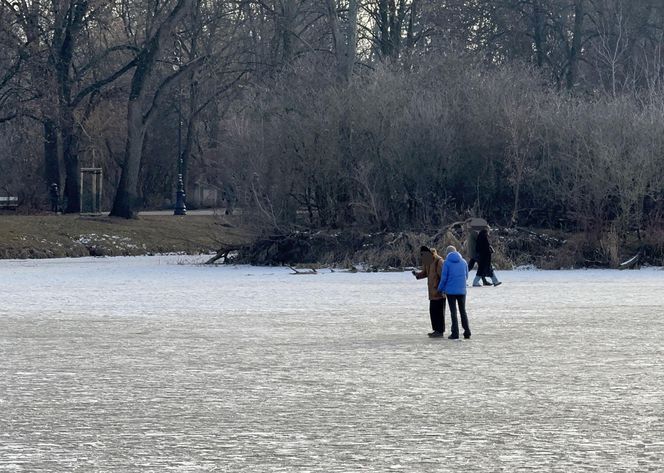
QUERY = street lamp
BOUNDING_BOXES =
[174,163,187,216]
[174,75,186,216]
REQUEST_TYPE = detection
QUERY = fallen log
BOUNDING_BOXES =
[619,253,640,270]
[289,266,317,275]
[205,245,244,264]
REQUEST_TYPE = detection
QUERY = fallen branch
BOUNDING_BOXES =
[289,266,317,275]
[619,253,640,270]
[205,245,244,264]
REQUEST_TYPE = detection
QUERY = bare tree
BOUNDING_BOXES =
[110,0,196,218]
[589,0,630,96]
[2,0,140,212]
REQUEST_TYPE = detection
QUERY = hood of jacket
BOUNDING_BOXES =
[446,251,463,263]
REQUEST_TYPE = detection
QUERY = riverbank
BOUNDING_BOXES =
[0,213,250,259]
[230,227,661,270]
[1,214,660,268]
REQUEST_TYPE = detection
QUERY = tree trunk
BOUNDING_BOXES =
[324,0,358,226]
[388,0,400,57]
[344,0,359,81]
[180,84,199,193]
[61,106,81,212]
[326,0,358,80]
[511,171,522,226]
[180,25,202,192]
[111,99,145,218]
[110,0,194,218]
[533,1,546,68]
[325,0,345,72]
[406,0,418,51]
[280,0,296,64]
[378,0,390,56]
[54,1,88,213]
[43,118,60,189]
[566,0,585,90]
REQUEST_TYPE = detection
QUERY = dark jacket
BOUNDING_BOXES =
[476,229,494,277]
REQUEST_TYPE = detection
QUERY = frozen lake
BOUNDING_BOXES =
[1,256,663,472]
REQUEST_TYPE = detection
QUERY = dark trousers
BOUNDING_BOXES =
[429,299,446,333]
[447,294,470,338]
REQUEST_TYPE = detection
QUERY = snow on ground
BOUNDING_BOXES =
[0,256,663,472]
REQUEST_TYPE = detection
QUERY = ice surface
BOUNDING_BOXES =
[1,256,663,472]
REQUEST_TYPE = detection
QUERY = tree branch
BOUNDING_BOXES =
[75,44,141,82]
[71,57,139,107]
[143,55,206,125]
[0,112,17,124]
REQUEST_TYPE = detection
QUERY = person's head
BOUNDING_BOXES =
[420,245,434,266]
[479,228,489,237]
[445,245,457,256]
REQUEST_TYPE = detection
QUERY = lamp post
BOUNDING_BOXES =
[174,78,186,216]
[174,165,187,216]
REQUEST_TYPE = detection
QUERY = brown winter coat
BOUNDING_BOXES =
[415,254,445,301]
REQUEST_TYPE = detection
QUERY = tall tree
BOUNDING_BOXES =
[565,0,585,90]
[111,0,195,218]
[324,0,358,224]
[2,0,138,211]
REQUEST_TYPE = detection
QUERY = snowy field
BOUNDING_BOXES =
[1,256,663,472]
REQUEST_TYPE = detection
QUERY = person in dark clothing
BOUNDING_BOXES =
[465,223,491,286]
[473,228,501,287]
[49,183,60,213]
[413,246,446,338]
[437,245,471,340]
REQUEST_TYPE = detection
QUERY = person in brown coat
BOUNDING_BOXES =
[412,246,446,337]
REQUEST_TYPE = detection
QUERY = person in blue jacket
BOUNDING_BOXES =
[437,245,471,340]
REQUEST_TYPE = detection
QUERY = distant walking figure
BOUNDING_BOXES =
[412,246,446,338]
[473,228,501,287]
[49,183,60,214]
[438,246,471,340]
[465,221,491,286]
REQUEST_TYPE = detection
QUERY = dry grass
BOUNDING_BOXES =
[2,213,661,267]
[0,213,254,259]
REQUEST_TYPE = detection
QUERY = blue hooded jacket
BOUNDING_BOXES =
[437,251,468,295]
